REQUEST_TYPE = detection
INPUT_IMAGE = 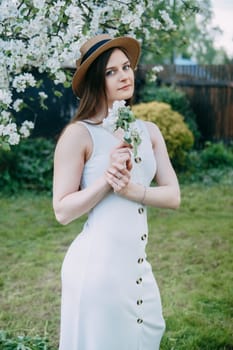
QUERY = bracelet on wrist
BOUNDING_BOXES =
[141,186,147,205]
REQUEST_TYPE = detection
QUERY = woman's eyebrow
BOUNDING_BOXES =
[106,60,130,70]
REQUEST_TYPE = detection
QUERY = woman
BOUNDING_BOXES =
[53,33,180,350]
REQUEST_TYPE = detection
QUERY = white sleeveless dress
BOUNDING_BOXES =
[59,119,165,350]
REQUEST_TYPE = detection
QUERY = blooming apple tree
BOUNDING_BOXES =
[0,0,200,150]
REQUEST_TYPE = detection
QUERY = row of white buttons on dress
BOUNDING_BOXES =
[134,155,147,325]
[136,225,147,324]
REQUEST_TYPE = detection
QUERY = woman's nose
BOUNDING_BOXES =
[119,69,129,81]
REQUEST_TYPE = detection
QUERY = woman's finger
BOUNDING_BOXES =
[108,168,123,179]
[114,141,133,151]
[108,164,131,178]
[105,169,130,191]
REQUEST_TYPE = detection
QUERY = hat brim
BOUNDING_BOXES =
[72,36,141,98]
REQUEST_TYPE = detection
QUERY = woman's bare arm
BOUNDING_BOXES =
[53,123,132,225]
[53,123,111,225]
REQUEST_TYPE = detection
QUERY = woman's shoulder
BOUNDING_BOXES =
[55,121,92,156]
[60,121,91,141]
[138,119,161,135]
[139,120,165,148]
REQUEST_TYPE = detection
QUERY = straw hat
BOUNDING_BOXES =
[72,34,141,98]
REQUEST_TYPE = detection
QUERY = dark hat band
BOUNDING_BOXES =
[80,39,111,64]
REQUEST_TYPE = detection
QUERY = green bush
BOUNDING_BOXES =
[179,142,233,184]
[200,141,233,168]
[132,101,194,169]
[0,330,52,350]
[0,138,55,193]
[138,83,200,142]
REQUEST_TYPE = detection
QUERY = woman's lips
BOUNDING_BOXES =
[118,84,131,90]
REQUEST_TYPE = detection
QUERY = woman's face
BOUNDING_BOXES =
[105,49,135,107]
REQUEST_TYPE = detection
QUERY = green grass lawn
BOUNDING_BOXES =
[0,183,232,349]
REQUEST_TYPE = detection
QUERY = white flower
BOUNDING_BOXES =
[0,65,9,89]
[159,10,177,31]
[109,100,126,118]
[3,122,17,136]
[8,132,20,145]
[22,120,34,129]
[102,114,117,133]
[150,19,161,30]
[147,65,164,82]
[152,65,164,73]
[13,98,23,112]
[20,120,34,138]
[148,74,157,83]
[54,70,66,84]
[0,89,12,106]
[103,100,126,133]
[38,91,48,99]
[19,125,30,138]
[1,110,11,122]
[33,0,46,9]
[12,73,36,92]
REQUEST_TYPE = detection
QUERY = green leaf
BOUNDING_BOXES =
[1,142,11,151]
[54,90,62,97]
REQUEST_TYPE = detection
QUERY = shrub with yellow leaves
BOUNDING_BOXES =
[132,101,194,169]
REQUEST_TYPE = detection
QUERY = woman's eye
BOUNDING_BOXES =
[123,64,131,70]
[106,70,115,76]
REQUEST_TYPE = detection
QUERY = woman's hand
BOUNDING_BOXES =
[105,142,132,192]
[109,141,132,171]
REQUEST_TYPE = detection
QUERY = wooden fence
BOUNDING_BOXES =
[14,66,233,142]
[157,65,233,142]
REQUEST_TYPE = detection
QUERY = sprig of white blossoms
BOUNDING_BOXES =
[0,111,34,151]
[103,100,141,157]
[12,73,36,93]
[147,65,164,82]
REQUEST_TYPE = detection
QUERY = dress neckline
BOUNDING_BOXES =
[82,119,103,126]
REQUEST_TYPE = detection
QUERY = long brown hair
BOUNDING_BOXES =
[71,47,134,123]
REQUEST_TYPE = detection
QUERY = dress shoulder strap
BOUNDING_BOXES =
[135,119,150,138]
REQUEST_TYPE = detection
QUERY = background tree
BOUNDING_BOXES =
[141,0,231,65]
[179,0,231,64]
[0,0,201,149]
